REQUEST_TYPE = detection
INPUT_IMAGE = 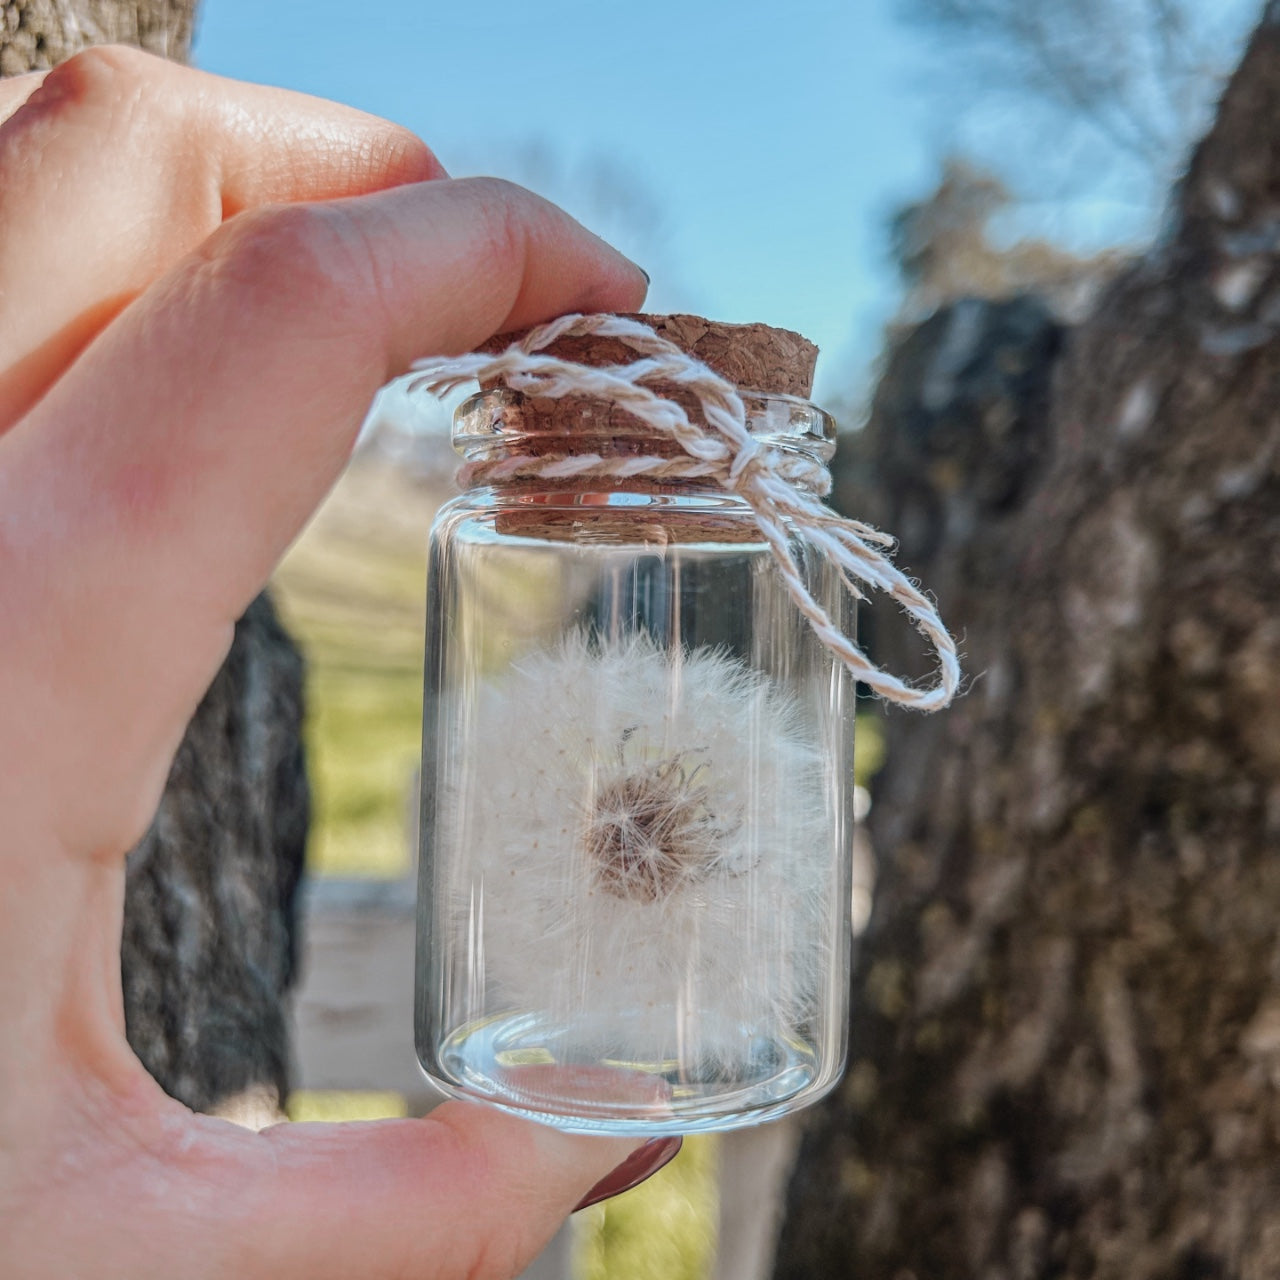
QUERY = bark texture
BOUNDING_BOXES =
[0,0,196,73]
[123,595,308,1113]
[776,9,1280,1279]
[3,2,312,1116]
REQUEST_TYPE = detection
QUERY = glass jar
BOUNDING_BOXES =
[414,378,856,1135]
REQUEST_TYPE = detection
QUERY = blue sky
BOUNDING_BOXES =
[193,0,1257,401]
[193,0,947,398]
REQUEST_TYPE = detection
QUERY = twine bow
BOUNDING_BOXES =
[409,313,959,711]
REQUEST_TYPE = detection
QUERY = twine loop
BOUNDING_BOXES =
[409,313,959,711]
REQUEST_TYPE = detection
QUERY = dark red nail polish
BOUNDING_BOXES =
[573,1136,682,1212]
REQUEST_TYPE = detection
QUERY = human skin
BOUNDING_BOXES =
[0,45,668,1279]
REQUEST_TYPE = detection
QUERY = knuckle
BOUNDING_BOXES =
[373,123,442,183]
[209,201,339,287]
[197,200,377,330]
[462,174,525,203]
[464,176,538,267]
[33,43,159,116]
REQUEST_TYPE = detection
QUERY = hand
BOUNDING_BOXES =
[0,45,668,1279]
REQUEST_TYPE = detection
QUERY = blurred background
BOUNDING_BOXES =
[195,0,1257,403]
[185,3,1257,1278]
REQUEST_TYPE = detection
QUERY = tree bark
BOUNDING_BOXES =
[2,2,311,1118]
[776,7,1280,1278]
[123,595,308,1115]
[1,0,196,73]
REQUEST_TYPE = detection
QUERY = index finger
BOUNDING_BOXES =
[0,45,446,425]
[0,174,647,864]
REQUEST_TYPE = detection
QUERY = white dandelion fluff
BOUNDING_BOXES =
[439,630,835,1071]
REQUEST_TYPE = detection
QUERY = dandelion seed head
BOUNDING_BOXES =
[441,630,836,1066]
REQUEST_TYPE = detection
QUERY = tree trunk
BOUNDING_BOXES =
[775,7,1280,1278]
[1,0,197,73]
[2,2,311,1120]
[123,594,308,1116]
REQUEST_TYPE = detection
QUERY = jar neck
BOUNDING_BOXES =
[472,475,741,500]
[479,484,771,546]
[451,387,837,493]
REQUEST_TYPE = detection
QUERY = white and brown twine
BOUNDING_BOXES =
[409,313,959,711]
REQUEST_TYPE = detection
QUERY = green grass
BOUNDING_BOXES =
[302,660,423,877]
[271,460,434,879]
[575,1137,720,1280]
[854,709,885,788]
[287,1091,409,1122]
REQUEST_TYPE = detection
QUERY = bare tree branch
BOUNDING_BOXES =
[900,0,1253,198]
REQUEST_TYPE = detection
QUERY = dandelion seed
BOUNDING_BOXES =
[585,750,737,903]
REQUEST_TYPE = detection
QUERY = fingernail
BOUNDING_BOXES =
[639,266,651,286]
[573,1136,682,1211]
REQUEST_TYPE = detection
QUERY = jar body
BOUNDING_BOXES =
[415,481,855,1134]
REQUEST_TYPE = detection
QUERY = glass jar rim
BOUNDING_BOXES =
[452,386,836,463]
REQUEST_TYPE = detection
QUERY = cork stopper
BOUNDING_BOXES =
[478,313,819,437]
[482,313,817,396]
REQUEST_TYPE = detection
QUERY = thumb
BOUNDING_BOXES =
[248,1102,679,1279]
